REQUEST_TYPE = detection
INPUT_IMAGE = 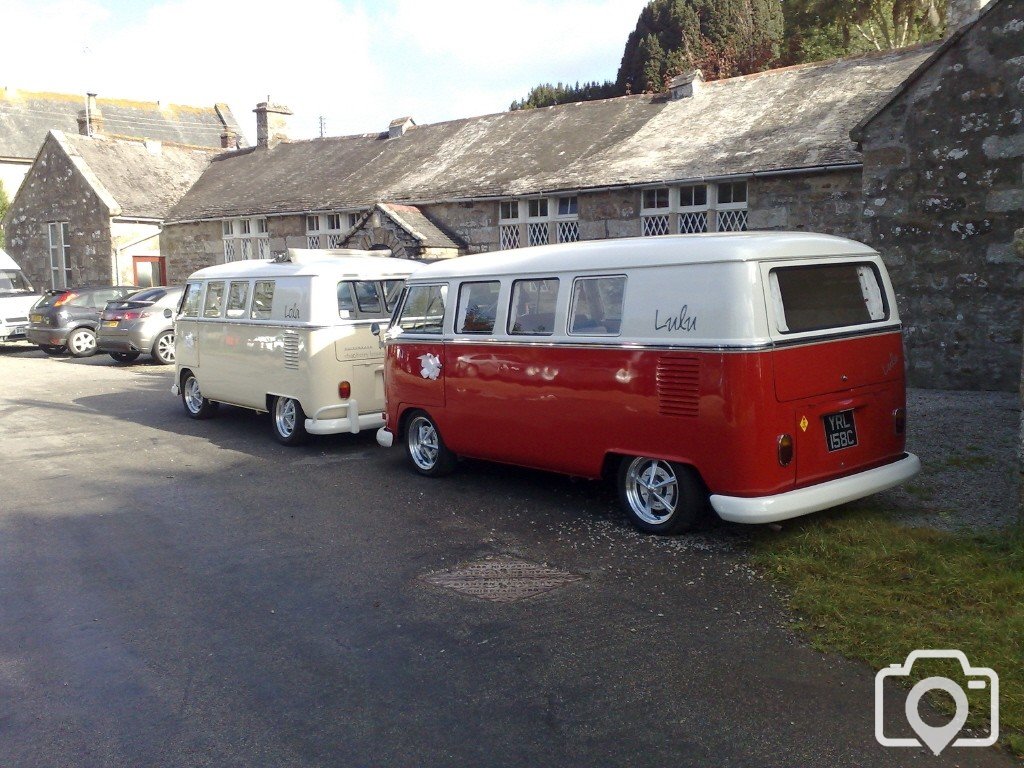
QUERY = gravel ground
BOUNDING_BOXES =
[880,388,1022,531]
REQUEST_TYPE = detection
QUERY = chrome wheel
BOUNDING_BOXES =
[623,458,680,525]
[404,411,456,476]
[274,397,298,439]
[184,376,204,415]
[154,331,175,364]
[408,415,440,471]
[68,328,96,357]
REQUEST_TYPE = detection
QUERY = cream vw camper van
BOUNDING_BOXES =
[173,250,418,444]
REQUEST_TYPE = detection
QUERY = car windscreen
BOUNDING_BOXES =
[769,263,889,333]
[0,270,33,295]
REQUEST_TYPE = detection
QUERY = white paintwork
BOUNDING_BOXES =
[395,232,899,349]
[0,248,42,340]
[710,453,922,523]
[175,251,419,435]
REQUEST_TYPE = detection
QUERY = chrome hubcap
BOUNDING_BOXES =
[184,377,203,413]
[157,333,175,362]
[275,398,297,437]
[624,458,679,525]
[408,416,439,470]
[70,330,95,354]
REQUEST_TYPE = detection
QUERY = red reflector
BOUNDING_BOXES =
[338,381,351,399]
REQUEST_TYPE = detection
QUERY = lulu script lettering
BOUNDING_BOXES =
[654,305,698,333]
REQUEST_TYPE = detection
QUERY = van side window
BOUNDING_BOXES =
[456,281,500,334]
[397,284,446,334]
[354,281,383,313]
[203,281,225,318]
[251,281,275,320]
[226,281,250,319]
[770,263,889,333]
[569,276,625,336]
[179,282,202,317]
[383,280,404,311]
[338,282,357,316]
[509,278,558,335]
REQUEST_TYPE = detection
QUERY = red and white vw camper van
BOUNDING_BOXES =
[376,233,920,534]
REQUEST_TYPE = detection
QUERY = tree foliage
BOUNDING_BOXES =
[509,0,946,110]
[510,80,620,111]
[0,180,9,249]
[615,0,784,92]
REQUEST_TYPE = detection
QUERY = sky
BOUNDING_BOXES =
[2,0,649,144]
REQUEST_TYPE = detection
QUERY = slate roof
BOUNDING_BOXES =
[0,88,242,160]
[374,203,463,250]
[53,131,221,220]
[168,44,936,223]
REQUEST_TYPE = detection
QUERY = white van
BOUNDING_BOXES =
[0,249,41,342]
[172,250,419,444]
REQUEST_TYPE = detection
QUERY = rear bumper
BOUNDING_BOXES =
[710,453,921,524]
[303,400,384,436]
[96,329,156,354]
[26,327,66,346]
[0,324,28,340]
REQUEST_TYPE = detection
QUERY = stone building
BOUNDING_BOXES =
[164,48,930,277]
[852,0,1023,390]
[4,131,220,289]
[0,90,241,197]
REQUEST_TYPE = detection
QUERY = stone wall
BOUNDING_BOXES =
[4,135,113,288]
[858,3,1023,391]
[748,169,863,237]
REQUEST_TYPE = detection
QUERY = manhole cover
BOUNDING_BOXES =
[421,555,582,603]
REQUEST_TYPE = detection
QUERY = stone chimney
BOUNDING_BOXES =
[947,0,992,34]
[254,101,292,149]
[220,128,238,149]
[389,116,415,139]
[669,70,704,101]
[76,93,104,136]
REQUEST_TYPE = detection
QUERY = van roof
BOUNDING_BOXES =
[407,232,879,280]
[188,255,421,281]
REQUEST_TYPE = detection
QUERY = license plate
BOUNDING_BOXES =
[823,409,858,452]
[103,320,119,327]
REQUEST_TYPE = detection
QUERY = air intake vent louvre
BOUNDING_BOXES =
[656,355,700,417]
[283,331,300,370]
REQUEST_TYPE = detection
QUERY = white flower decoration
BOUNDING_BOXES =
[418,353,442,380]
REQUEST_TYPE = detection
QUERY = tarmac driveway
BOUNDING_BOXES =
[0,343,1014,767]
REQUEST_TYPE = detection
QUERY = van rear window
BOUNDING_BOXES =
[769,263,888,333]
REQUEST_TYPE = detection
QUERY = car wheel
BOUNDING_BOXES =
[67,327,97,358]
[181,371,218,420]
[404,410,456,477]
[271,396,309,446]
[39,345,64,357]
[109,351,141,363]
[152,330,175,365]
[618,456,703,535]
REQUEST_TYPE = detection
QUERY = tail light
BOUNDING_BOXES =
[777,433,794,466]
[53,291,78,306]
[893,407,906,435]
[338,381,351,399]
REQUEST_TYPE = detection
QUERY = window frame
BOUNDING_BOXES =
[507,277,559,336]
[455,280,501,335]
[568,274,626,337]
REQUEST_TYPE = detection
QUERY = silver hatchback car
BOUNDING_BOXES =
[96,286,183,364]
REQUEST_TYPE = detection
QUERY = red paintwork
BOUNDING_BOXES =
[384,331,907,498]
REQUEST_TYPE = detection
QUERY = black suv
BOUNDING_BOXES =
[27,286,137,357]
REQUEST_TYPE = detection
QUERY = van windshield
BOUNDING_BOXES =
[0,270,33,296]
[769,263,888,333]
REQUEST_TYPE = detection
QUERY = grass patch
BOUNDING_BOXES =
[751,507,1024,755]
[944,454,994,469]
